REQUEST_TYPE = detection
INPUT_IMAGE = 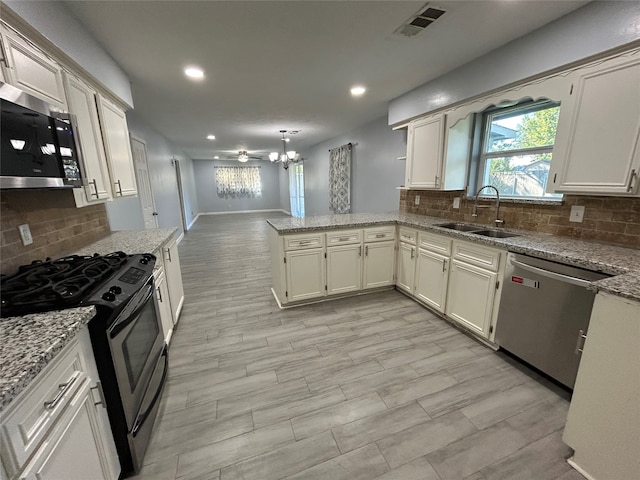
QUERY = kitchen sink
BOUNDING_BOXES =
[435,222,482,232]
[471,229,521,238]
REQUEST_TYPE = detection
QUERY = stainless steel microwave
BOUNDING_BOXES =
[0,82,84,189]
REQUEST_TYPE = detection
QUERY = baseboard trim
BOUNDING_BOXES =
[186,213,200,230]
[176,232,185,244]
[199,209,289,216]
[566,458,597,480]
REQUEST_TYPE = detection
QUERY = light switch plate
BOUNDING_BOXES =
[453,197,461,209]
[18,224,33,245]
[414,195,420,205]
[570,205,585,223]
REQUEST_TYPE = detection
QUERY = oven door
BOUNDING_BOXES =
[107,276,164,430]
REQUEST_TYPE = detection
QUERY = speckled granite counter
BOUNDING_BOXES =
[267,213,640,302]
[74,227,178,257]
[0,228,178,411]
[0,307,95,411]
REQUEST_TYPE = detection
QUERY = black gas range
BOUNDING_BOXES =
[0,252,168,478]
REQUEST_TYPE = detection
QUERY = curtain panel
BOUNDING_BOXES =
[329,144,352,214]
[215,166,262,195]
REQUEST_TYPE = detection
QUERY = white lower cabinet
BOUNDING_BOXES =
[154,267,174,345]
[327,244,362,295]
[163,239,184,325]
[362,241,395,289]
[396,241,416,294]
[415,248,449,313]
[286,248,326,302]
[446,259,498,337]
[1,328,119,480]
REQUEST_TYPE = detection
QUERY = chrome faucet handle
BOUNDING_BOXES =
[494,219,504,225]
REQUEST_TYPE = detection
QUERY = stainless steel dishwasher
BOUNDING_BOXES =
[495,252,610,389]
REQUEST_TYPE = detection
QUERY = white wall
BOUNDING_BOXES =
[107,110,198,235]
[303,115,405,216]
[279,167,290,214]
[4,0,133,106]
[194,160,283,213]
[389,1,640,125]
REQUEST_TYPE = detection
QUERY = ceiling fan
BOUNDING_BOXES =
[215,150,264,163]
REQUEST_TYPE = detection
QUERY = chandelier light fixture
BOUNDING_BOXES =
[269,130,301,169]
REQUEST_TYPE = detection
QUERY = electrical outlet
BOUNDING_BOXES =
[414,195,420,205]
[18,224,33,246]
[453,197,461,209]
[570,205,585,223]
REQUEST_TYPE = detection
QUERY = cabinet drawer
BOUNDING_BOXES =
[326,229,362,246]
[364,226,395,243]
[398,227,417,245]
[418,231,452,256]
[452,240,503,272]
[284,232,325,251]
[1,337,89,472]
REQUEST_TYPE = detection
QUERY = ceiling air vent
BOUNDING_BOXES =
[394,4,446,38]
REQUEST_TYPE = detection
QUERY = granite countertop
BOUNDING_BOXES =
[0,228,178,411]
[74,227,179,257]
[268,212,640,302]
[0,307,96,411]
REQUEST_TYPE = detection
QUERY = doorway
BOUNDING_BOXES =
[289,163,305,218]
[130,135,158,229]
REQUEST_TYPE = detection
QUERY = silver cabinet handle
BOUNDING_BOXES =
[574,329,587,354]
[442,258,447,272]
[365,245,369,256]
[166,247,172,262]
[298,240,311,245]
[157,285,163,303]
[115,179,123,196]
[338,237,350,242]
[0,36,10,69]
[627,169,637,192]
[44,375,77,410]
[358,246,362,257]
[91,381,106,408]
[89,178,99,198]
[410,248,415,260]
[375,233,385,238]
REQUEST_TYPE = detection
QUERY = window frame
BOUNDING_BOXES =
[473,99,562,201]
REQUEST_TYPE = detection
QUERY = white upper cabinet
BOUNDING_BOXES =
[549,50,640,196]
[97,93,138,197]
[405,115,445,189]
[0,24,67,110]
[63,73,113,205]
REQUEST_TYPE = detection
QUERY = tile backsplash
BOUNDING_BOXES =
[1,190,110,275]
[400,190,640,249]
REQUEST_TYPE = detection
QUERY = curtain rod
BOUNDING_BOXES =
[214,165,261,168]
[329,142,357,152]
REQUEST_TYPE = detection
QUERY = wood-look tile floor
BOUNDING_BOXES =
[131,213,585,480]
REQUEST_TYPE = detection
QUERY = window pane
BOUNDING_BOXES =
[482,154,562,198]
[486,105,560,153]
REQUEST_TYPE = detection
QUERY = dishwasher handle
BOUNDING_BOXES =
[509,257,593,288]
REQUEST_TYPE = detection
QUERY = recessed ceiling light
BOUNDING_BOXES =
[350,85,366,96]
[214,155,219,159]
[184,66,204,79]
[207,134,216,140]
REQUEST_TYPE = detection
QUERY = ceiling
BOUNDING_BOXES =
[63,1,590,160]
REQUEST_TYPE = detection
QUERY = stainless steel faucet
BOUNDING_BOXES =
[472,184,504,225]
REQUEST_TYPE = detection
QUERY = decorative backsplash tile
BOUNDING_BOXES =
[1,190,110,275]
[400,190,640,248]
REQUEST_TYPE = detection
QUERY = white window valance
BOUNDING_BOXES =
[215,166,262,195]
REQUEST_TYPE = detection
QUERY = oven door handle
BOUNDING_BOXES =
[109,282,155,339]
[131,344,169,437]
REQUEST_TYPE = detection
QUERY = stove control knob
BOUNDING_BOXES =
[109,286,122,295]
[139,258,148,265]
[102,292,116,302]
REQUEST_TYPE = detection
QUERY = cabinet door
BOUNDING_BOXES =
[406,115,444,188]
[446,260,497,337]
[363,241,395,289]
[327,244,362,295]
[64,73,112,204]
[0,26,67,110]
[415,249,449,313]
[19,385,109,480]
[396,242,416,294]
[552,53,640,195]
[96,94,138,197]
[164,240,184,324]
[286,248,326,302]
[154,269,174,344]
